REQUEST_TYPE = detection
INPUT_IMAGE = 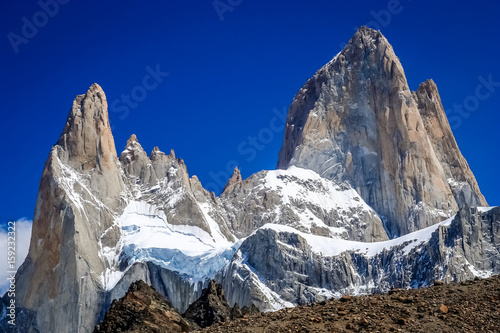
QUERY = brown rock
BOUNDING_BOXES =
[222,166,242,194]
[440,304,449,314]
[397,318,408,325]
[389,288,403,295]
[192,275,500,332]
[183,280,233,328]
[358,317,369,326]
[94,280,190,333]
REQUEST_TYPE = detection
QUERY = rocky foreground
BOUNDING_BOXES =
[94,280,258,333]
[94,275,500,332]
[200,275,500,333]
[94,280,190,333]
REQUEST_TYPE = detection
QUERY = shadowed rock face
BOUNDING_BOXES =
[181,280,259,329]
[94,280,258,332]
[94,280,190,333]
[277,26,487,237]
[183,280,233,329]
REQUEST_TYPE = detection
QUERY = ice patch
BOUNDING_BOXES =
[477,206,496,213]
[100,200,238,291]
[467,261,493,278]
[258,214,455,257]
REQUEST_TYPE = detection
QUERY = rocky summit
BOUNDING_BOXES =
[277,26,486,237]
[1,27,498,333]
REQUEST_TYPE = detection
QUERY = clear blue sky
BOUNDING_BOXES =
[1,0,499,224]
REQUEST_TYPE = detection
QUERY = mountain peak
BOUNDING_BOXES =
[277,28,486,236]
[151,146,164,160]
[330,26,392,64]
[127,133,138,143]
[222,166,242,194]
[56,83,117,172]
[87,82,105,96]
[120,134,147,165]
[342,26,400,72]
[353,25,382,39]
[9,31,495,333]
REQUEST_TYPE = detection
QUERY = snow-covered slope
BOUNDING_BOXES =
[95,159,499,314]
[257,214,455,257]
[100,200,238,291]
[96,164,387,310]
[221,166,388,242]
[221,206,499,310]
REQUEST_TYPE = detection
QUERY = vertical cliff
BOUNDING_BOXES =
[15,84,125,333]
[277,27,487,236]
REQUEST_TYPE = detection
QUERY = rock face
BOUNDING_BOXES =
[94,280,257,332]
[276,26,487,237]
[3,28,497,333]
[221,167,388,242]
[220,207,500,311]
[13,83,125,333]
[118,133,234,240]
[94,280,190,333]
[183,280,241,329]
[104,262,206,316]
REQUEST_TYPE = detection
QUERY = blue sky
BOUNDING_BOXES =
[0,0,499,225]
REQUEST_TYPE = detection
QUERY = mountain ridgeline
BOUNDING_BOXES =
[2,27,498,333]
